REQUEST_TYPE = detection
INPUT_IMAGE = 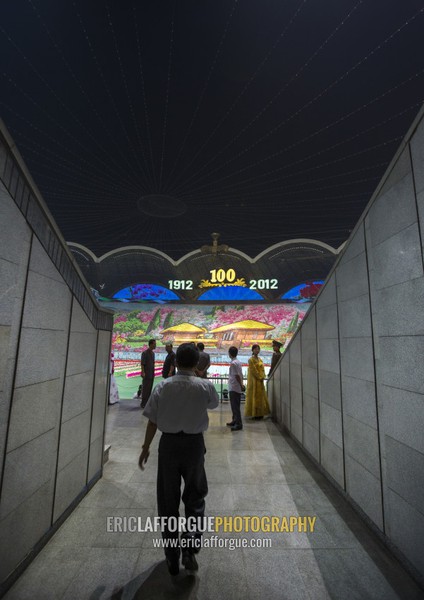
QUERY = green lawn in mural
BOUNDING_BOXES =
[114,370,236,401]
[113,372,161,400]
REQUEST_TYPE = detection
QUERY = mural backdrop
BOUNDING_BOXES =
[109,302,311,398]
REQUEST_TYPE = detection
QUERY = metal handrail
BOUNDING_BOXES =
[208,375,268,402]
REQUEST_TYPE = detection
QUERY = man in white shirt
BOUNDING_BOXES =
[227,346,245,431]
[139,343,219,576]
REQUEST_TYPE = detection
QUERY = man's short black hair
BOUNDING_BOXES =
[148,339,156,347]
[228,346,238,358]
[197,342,205,351]
[176,343,200,369]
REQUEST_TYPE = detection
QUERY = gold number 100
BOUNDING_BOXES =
[210,268,236,283]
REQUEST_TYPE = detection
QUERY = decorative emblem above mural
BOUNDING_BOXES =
[79,236,342,398]
[69,237,340,303]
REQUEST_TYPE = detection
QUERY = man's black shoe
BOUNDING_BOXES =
[182,551,198,572]
[231,425,243,431]
[166,555,180,576]
[226,421,235,427]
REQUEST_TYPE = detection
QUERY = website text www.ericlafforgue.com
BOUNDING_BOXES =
[106,515,317,550]
[152,535,272,551]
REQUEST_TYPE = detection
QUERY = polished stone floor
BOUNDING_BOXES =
[4,399,424,600]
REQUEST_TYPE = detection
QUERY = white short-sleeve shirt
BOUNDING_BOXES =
[228,359,243,393]
[143,370,219,433]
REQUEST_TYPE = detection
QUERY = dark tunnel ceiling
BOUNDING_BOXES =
[1,0,423,260]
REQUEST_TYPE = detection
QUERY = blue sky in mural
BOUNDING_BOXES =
[113,284,180,303]
[281,281,324,303]
[197,286,264,301]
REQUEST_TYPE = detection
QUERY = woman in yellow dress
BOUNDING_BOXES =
[244,344,270,419]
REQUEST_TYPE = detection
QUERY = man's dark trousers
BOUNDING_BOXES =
[157,433,207,559]
[229,391,242,427]
[140,378,154,408]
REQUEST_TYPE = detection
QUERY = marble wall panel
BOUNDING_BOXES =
[316,303,338,339]
[320,434,344,488]
[345,455,383,531]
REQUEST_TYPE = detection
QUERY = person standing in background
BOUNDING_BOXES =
[268,340,283,378]
[226,346,245,431]
[162,343,176,379]
[140,339,156,408]
[244,344,270,420]
[195,342,210,378]
[109,352,120,405]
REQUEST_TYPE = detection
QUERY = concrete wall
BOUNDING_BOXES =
[0,122,113,590]
[269,105,424,582]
